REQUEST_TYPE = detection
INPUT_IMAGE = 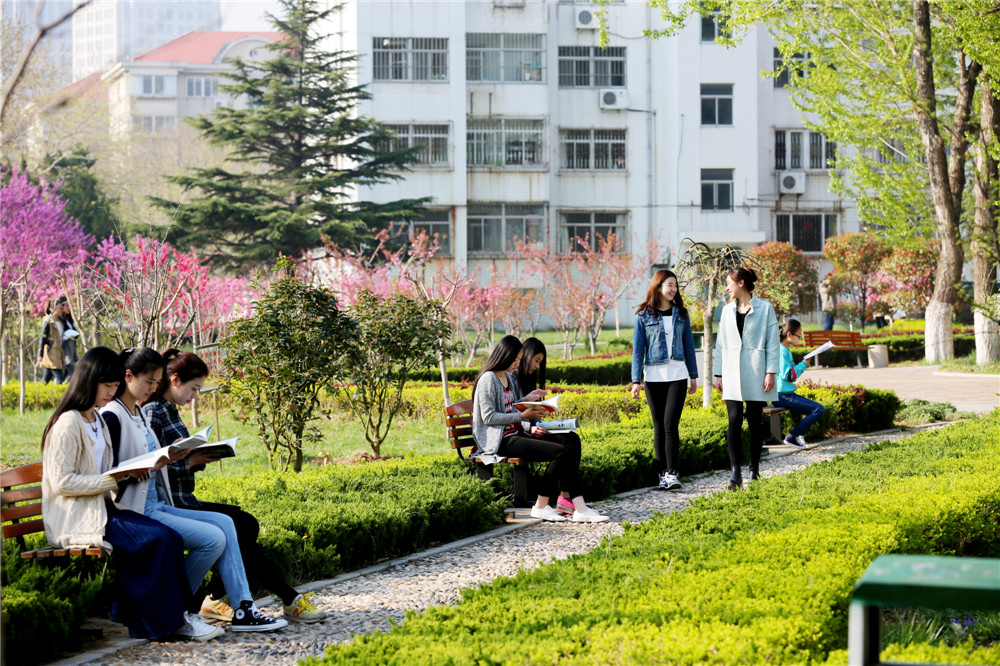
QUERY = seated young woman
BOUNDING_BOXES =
[102,347,286,633]
[774,319,825,447]
[40,346,219,642]
[472,335,608,523]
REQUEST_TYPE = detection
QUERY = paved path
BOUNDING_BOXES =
[55,427,947,666]
[805,365,999,414]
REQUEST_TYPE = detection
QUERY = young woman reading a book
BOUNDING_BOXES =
[143,349,323,625]
[629,269,699,492]
[40,346,218,641]
[472,336,608,523]
[712,267,780,491]
[774,319,825,448]
[103,347,281,633]
[514,337,547,397]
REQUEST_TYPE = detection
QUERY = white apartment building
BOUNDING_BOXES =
[325,0,859,322]
[72,0,222,82]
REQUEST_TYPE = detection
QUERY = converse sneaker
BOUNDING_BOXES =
[662,472,682,491]
[529,505,567,522]
[200,595,234,621]
[571,507,609,523]
[231,600,288,632]
[174,612,225,642]
[794,435,808,448]
[284,592,325,623]
[784,434,807,448]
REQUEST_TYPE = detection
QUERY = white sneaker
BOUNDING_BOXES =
[663,473,682,491]
[571,507,609,523]
[794,435,808,448]
[529,505,567,522]
[175,612,225,642]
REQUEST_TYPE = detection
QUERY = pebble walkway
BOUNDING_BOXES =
[67,427,944,666]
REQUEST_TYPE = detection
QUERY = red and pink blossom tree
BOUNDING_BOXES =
[749,241,819,319]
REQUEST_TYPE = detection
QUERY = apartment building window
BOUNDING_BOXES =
[381,124,450,167]
[775,130,836,170]
[700,84,732,126]
[399,210,452,255]
[773,48,808,88]
[466,33,544,82]
[559,129,626,170]
[373,37,449,81]
[701,8,729,41]
[560,212,626,252]
[186,77,218,97]
[467,118,545,168]
[775,213,837,252]
[468,203,545,254]
[701,169,733,211]
[132,115,177,133]
[557,46,625,87]
[132,74,177,97]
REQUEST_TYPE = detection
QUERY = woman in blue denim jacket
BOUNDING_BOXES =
[630,270,699,491]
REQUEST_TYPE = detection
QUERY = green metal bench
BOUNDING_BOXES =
[848,554,1000,666]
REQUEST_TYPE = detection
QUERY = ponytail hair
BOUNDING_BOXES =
[728,266,758,292]
[115,347,165,398]
[152,348,209,400]
[780,318,802,342]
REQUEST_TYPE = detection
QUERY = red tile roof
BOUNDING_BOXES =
[136,31,283,64]
[59,71,109,103]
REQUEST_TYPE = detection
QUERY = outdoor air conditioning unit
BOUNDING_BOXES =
[576,8,597,29]
[599,88,628,110]
[778,171,806,194]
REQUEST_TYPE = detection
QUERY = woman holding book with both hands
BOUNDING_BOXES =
[472,335,608,523]
[630,270,699,492]
[774,319,825,448]
[102,347,285,633]
[40,346,217,641]
[143,349,325,625]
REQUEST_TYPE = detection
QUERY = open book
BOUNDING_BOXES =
[513,394,560,413]
[802,340,836,361]
[537,418,579,433]
[104,430,240,476]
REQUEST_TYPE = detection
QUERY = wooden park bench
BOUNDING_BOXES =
[803,329,868,368]
[848,554,1000,666]
[445,399,532,508]
[762,405,788,445]
[1,461,106,559]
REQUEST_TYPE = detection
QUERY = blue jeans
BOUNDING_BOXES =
[774,393,825,438]
[41,367,65,384]
[822,313,835,331]
[147,505,252,605]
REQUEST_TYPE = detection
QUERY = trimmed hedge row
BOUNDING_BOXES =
[410,353,634,386]
[309,413,1000,666]
[790,333,976,366]
[0,381,68,410]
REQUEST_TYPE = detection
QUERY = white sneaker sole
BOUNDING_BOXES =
[571,514,610,523]
[189,627,225,642]
[231,619,288,632]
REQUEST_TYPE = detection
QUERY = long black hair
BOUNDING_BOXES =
[115,347,165,399]
[473,335,523,395]
[516,337,546,393]
[41,346,123,451]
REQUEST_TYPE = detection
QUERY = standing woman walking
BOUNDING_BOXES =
[712,267,780,490]
[629,270,699,491]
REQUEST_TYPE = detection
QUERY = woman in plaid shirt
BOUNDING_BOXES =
[142,349,324,625]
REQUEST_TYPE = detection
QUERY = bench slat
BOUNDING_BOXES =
[1,486,43,505]
[3,518,45,540]
[445,414,472,427]
[0,462,43,488]
[2,502,43,523]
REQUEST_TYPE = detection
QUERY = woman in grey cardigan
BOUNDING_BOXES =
[472,336,608,523]
[712,267,780,490]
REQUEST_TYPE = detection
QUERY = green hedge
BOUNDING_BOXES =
[791,333,976,366]
[309,413,1000,666]
[0,381,68,410]
[410,354,633,386]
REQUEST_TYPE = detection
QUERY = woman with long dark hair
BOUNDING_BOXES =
[40,346,218,641]
[515,337,547,397]
[143,349,319,626]
[774,319,825,447]
[629,269,699,491]
[712,267,780,490]
[472,336,608,523]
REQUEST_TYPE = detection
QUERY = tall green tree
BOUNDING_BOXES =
[40,147,119,241]
[151,0,426,270]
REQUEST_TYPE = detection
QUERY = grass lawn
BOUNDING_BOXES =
[0,407,448,472]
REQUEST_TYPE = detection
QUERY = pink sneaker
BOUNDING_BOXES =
[556,497,575,515]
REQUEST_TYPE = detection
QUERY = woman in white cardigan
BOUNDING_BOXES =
[41,346,214,641]
[712,267,780,490]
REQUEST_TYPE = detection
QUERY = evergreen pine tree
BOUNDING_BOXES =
[40,147,120,242]
[151,0,426,270]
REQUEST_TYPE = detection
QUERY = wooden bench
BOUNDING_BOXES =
[803,329,868,368]
[848,554,1000,666]
[1,462,105,559]
[445,399,533,508]
[762,406,788,444]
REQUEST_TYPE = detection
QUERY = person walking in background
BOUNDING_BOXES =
[62,306,80,381]
[629,270,699,491]
[38,296,68,384]
[713,267,780,491]
[473,335,608,523]
[819,275,837,331]
[774,319,825,448]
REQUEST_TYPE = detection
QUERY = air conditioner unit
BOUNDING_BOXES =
[576,8,597,29]
[778,171,806,194]
[599,88,628,110]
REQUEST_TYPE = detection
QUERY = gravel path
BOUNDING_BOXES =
[62,427,945,666]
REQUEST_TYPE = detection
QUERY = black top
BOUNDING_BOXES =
[657,308,673,318]
[736,310,747,339]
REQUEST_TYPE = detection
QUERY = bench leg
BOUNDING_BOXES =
[856,350,865,369]
[848,601,881,666]
[475,462,493,483]
[769,412,784,442]
[512,465,532,509]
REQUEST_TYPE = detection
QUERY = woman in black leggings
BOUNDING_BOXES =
[629,270,699,491]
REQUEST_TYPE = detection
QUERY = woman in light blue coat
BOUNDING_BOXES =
[712,267,780,490]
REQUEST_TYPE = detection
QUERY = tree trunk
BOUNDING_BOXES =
[18,298,26,415]
[701,279,717,408]
[973,78,1000,364]
[438,347,450,407]
[911,0,978,363]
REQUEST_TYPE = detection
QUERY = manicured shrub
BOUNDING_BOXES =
[0,381,68,410]
[895,399,976,426]
[410,354,633,386]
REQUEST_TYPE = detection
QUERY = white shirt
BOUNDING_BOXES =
[643,309,689,383]
[80,412,107,471]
